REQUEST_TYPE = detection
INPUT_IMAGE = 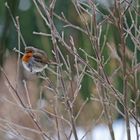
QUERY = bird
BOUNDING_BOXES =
[22,46,51,73]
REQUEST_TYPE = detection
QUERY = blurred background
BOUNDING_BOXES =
[0,0,140,140]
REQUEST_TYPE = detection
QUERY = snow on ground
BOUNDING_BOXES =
[73,118,140,140]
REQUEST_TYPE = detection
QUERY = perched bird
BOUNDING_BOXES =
[22,46,51,73]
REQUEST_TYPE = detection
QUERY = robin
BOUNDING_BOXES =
[22,46,51,73]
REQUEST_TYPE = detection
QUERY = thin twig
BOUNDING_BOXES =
[0,67,52,140]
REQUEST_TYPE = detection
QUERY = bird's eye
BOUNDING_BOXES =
[22,52,33,62]
[24,52,33,57]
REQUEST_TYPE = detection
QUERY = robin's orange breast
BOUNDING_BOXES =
[22,52,33,63]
